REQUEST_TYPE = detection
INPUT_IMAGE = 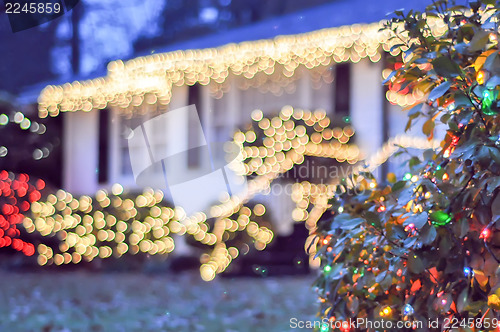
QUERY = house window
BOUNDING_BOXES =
[98,108,110,184]
[187,84,202,168]
[334,63,351,117]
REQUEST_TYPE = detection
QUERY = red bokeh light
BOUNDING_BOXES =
[0,171,42,256]
[480,228,491,239]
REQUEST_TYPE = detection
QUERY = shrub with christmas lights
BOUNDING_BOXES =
[0,170,42,256]
[314,1,500,330]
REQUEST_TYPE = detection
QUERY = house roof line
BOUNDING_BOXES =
[24,0,426,106]
[38,21,395,118]
[36,2,446,118]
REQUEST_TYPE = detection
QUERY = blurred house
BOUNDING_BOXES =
[25,0,437,242]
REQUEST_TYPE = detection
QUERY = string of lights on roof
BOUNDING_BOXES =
[37,18,453,118]
[209,64,334,99]
[38,16,450,118]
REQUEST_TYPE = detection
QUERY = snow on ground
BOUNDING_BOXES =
[0,271,317,332]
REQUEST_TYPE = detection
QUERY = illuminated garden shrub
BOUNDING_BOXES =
[314,1,500,329]
[0,170,42,256]
[25,106,360,280]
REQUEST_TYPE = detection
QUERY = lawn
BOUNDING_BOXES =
[0,271,318,332]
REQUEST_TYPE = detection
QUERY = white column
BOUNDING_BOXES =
[350,58,383,159]
[201,84,213,161]
[63,110,99,194]
[299,70,312,109]
[169,85,194,257]
[227,79,239,133]
[168,85,189,169]
[109,107,120,185]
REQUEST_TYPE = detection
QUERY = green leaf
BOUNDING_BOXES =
[492,194,500,219]
[398,187,414,204]
[449,120,459,131]
[468,29,489,52]
[447,5,468,11]
[454,93,473,107]
[432,56,461,78]
[465,300,487,313]
[379,273,393,290]
[487,177,500,196]
[423,148,435,161]
[439,236,451,257]
[327,263,344,280]
[408,254,425,274]
[375,270,388,283]
[392,180,407,192]
[404,237,418,248]
[483,51,500,73]
[440,113,451,124]
[404,212,429,229]
[407,103,423,116]
[486,75,500,88]
[334,215,365,230]
[488,147,500,164]
[392,9,405,17]
[405,118,414,132]
[409,156,421,168]
[477,146,493,168]
[420,224,437,244]
[364,211,382,229]
[456,288,469,313]
[347,296,359,315]
[454,42,468,54]
[428,81,452,101]
[422,118,435,137]
[455,218,469,238]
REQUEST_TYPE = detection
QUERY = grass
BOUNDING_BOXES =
[0,271,318,332]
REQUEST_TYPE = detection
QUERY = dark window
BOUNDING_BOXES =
[187,84,202,168]
[98,108,109,183]
[334,63,351,116]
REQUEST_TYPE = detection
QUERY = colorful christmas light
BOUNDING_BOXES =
[482,89,499,116]
[429,210,452,226]
[403,304,414,316]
